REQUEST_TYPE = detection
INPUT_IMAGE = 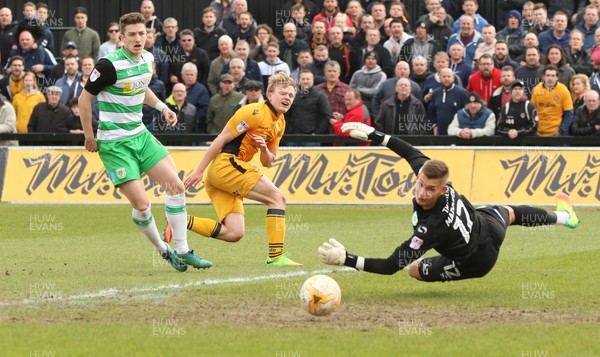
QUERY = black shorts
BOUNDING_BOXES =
[418,206,510,282]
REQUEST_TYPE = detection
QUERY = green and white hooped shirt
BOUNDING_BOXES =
[84,47,154,141]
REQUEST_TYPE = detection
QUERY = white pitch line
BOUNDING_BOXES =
[3,268,355,307]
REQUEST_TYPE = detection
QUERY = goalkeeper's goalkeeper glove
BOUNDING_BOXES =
[318,238,347,266]
[341,122,387,145]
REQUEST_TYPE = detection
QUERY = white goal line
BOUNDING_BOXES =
[4,267,355,307]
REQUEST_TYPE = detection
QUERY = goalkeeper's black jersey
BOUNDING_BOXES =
[404,184,487,261]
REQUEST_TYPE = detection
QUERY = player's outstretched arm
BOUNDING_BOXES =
[341,122,430,175]
[184,127,235,189]
[319,238,422,275]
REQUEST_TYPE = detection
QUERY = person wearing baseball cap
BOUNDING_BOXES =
[206,73,244,133]
[447,91,496,138]
[496,80,538,139]
[232,80,265,113]
[47,41,80,81]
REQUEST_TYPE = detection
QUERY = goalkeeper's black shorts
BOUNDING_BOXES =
[418,205,510,282]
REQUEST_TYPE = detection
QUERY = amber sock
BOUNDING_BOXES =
[266,209,286,260]
[187,215,222,238]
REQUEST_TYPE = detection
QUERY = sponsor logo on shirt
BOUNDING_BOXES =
[123,78,151,93]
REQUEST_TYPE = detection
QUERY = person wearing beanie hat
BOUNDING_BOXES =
[496,79,538,139]
[349,49,387,114]
[447,90,496,138]
[398,18,441,69]
[496,9,527,60]
[497,2,527,32]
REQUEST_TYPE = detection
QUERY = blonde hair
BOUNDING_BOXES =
[570,74,591,95]
[266,72,296,94]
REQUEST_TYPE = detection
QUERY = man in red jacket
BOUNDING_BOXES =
[329,88,372,146]
[466,53,501,106]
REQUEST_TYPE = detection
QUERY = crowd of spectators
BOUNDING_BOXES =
[1,0,600,148]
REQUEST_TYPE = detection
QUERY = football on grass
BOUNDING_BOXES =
[299,275,341,316]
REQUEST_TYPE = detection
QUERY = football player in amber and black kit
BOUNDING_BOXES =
[318,122,580,282]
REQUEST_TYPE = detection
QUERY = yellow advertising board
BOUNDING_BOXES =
[471,148,600,205]
[1,147,599,205]
[1,147,473,204]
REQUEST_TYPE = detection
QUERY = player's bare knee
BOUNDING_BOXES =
[222,226,245,242]
[133,202,150,212]
[274,189,286,208]
[164,180,185,196]
[265,189,286,208]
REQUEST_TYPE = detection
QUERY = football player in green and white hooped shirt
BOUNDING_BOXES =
[79,12,211,272]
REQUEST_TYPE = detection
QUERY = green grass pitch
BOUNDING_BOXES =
[0,203,598,356]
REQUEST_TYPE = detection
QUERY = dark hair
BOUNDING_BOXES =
[495,39,508,47]
[119,12,145,33]
[420,160,449,182]
[389,18,404,27]
[543,45,566,67]
[524,45,540,55]
[291,3,305,11]
[543,64,559,75]
[9,55,25,66]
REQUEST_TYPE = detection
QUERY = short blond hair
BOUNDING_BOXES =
[266,72,296,94]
